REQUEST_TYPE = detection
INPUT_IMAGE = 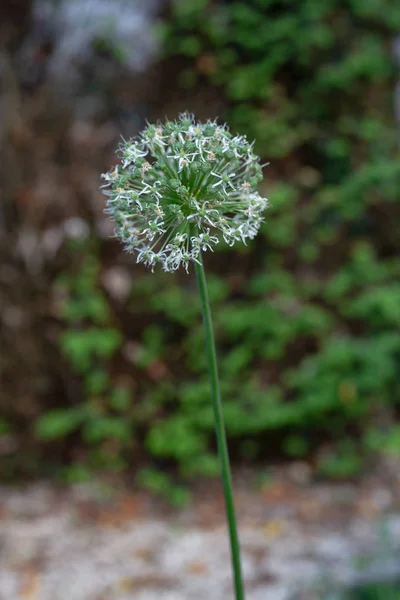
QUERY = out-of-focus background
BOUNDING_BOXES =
[1,0,400,598]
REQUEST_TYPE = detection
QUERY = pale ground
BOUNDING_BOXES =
[1,464,400,600]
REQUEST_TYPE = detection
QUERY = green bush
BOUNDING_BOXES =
[34,246,133,481]
[151,0,399,477]
[30,0,400,485]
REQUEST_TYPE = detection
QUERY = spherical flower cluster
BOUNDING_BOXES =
[101,113,268,272]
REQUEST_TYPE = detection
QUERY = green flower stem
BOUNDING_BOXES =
[194,255,245,600]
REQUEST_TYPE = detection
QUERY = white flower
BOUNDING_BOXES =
[211,171,237,191]
[141,180,163,200]
[170,150,198,172]
[122,146,148,168]
[101,113,268,272]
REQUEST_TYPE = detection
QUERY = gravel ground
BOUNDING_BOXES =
[1,467,400,600]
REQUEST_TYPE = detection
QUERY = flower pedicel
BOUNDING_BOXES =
[101,113,269,600]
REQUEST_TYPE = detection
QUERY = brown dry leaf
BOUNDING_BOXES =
[185,560,208,575]
[196,492,226,527]
[261,519,287,539]
[298,499,323,520]
[14,187,37,209]
[196,54,217,75]
[134,546,157,563]
[260,480,297,504]
[10,121,33,147]
[115,573,175,592]
[97,493,144,526]
[245,544,268,564]
[0,504,7,520]
[19,569,40,598]
[357,498,380,519]
[77,492,143,527]
[146,359,168,380]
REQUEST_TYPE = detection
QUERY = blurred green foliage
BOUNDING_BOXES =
[35,250,133,482]
[317,580,400,600]
[30,0,400,486]
[333,584,400,600]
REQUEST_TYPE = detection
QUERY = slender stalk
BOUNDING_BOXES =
[194,255,245,600]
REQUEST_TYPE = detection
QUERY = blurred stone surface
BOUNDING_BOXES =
[0,473,399,600]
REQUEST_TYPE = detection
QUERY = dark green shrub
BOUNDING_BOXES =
[152,0,400,475]
[32,0,400,484]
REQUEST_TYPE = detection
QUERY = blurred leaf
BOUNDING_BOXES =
[35,408,86,440]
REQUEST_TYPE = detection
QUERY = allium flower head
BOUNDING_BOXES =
[101,113,268,272]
